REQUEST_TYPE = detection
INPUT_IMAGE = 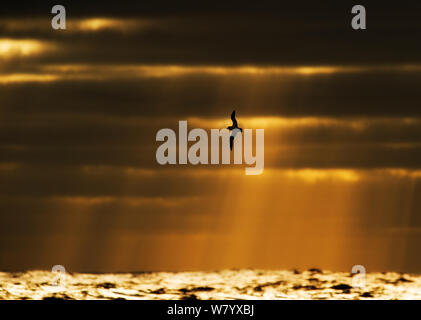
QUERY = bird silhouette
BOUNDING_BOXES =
[227,110,243,151]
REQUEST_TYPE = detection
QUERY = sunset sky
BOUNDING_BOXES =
[1,1,421,273]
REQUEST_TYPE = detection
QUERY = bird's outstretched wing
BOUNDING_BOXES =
[231,110,238,127]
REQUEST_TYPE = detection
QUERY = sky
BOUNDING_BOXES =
[1,1,421,273]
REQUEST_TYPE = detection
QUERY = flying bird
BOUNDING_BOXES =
[227,110,243,151]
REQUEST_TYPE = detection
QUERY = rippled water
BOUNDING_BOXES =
[0,269,420,300]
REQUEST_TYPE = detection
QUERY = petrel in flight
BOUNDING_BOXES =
[227,110,243,151]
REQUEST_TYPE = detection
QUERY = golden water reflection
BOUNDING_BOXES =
[1,269,420,300]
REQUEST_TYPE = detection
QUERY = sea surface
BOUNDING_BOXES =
[0,269,420,300]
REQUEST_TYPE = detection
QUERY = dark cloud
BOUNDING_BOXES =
[1,1,421,65]
[2,114,421,147]
[1,71,421,117]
